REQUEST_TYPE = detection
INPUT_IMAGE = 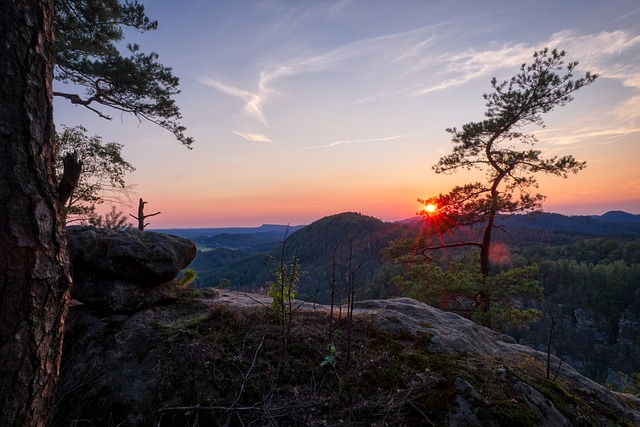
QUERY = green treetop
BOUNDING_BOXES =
[54,0,193,147]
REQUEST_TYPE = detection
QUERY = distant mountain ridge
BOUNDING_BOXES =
[154,224,305,239]
[400,210,640,238]
[596,210,640,223]
[497,211,640,237]
[157,211,639,240]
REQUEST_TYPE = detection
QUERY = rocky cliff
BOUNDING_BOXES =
[54,289,640,426]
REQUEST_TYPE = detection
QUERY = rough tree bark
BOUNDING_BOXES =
[0,1,73,426]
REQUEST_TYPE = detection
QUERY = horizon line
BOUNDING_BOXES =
[149,209,639,230]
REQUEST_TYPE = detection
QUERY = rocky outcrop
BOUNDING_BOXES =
[356,298,640,426]
[355,298,519,355]
[67,226,196,312]
[55,290,640,426]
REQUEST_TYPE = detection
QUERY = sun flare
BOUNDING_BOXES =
[424,203,437,214]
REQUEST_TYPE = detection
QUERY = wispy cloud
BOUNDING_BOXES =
[233,130,274,143]
[200,21,450,125]
[351,93,385,106]
[204,16,640,152]
[411,29,640,96]
[610,94,640,124]
[306,132,422,149]
[408,28,640,151]
[547,29,640,71]
[411,44,532,95]
[200,78,267,125]
[538,125,640,147]
[200,65,294,126]
[326,0,352,16]
[543,30,640,141]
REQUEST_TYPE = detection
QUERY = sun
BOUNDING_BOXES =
[424,203,437,214]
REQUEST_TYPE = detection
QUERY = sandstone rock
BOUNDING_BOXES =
[355,297,640,426]
[449,378,483,427]
[355,297,518,356]
[70,275,181,312]
[56,291,640,426]
[67,226,196,311]
[512,381,569,426]
[67,226,196,285]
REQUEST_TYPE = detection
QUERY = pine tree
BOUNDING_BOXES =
[417,48,597,323]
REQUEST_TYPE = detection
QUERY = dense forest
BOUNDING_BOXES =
[181,211,640,388]
[510,235,640,384]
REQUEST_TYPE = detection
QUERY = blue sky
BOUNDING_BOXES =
[54,1,640,227]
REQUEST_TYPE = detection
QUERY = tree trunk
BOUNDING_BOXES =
[0,1,72,426]
[477,169,507,325]
[477,212,494,325]
[480,214,493,279]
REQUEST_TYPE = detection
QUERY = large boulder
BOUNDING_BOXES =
[67,226,196,285]
[67,226,197,311]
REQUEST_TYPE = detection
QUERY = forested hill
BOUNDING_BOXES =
[187,211,640,294]
[497,211,640,239]
[278,212,410,301]
[188,212,411,300]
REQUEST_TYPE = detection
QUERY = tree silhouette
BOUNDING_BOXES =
[130,198,161,231]
[418,48,597,321]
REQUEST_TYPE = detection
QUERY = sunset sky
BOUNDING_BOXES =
[53,0,640,228]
